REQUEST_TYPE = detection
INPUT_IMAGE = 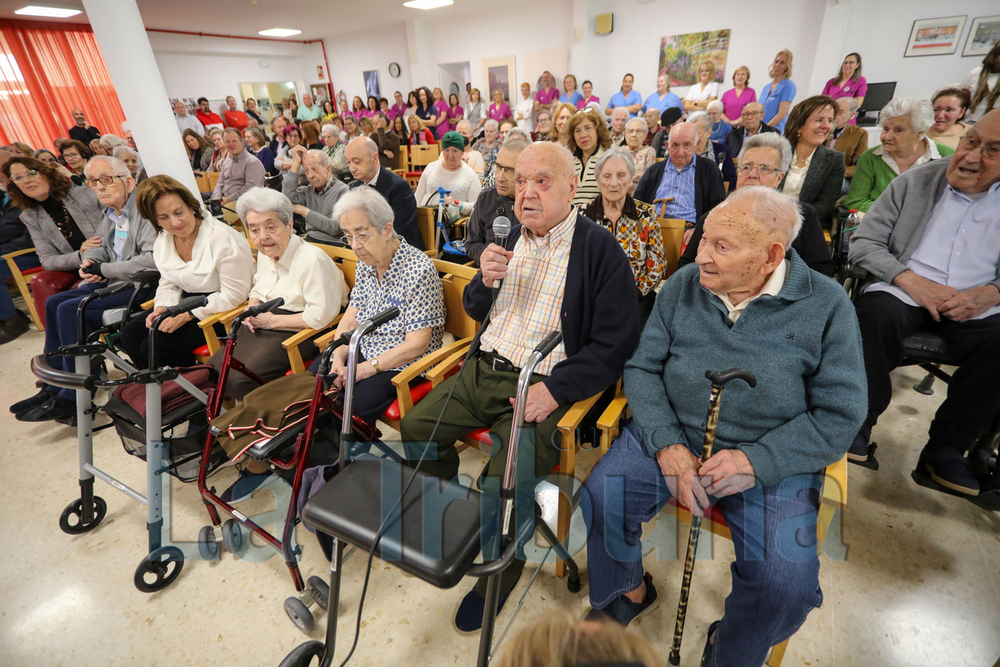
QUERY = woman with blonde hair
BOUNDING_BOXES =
[683,59,720,112]
[495,613,662,667]
[760,49,796,132]
[721,65,756,126]
[550,101,577,146]
[560,73,583,107]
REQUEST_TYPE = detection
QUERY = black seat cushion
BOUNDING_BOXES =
[903,331,960,366]
[301,459,497,589]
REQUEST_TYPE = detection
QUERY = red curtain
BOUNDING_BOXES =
[0,20,127,151]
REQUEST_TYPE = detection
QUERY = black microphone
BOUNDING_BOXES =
[491,215,511,302]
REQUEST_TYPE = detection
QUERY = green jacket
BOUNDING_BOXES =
[844,140,954,212]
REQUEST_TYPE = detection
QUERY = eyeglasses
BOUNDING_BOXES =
[342,230,376,246]
[738,163,779,175]
[957,134,1000,160]
[494,164,516,177]
[84,175,125,187]
[10,170,42,184]
[742,110,763,117]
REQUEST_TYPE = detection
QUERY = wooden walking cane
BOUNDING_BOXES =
[667,368,757,666]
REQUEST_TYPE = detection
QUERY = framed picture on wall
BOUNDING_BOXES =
[482,56,516,104]
[904,16,967,57]
[363,70,381,99]
[963,15,1000,57]
[310,84,328,103]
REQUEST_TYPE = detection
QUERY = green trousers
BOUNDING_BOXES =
[399,354,569,596]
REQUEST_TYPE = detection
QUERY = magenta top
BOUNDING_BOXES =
[576,95,601,109]
[535,87,560,106]
[448,105,464,130]
[488,102,512,122]
[433,100,450,128]
[822,76,867,124]
[389,103,407,120]
[721,87,757,121]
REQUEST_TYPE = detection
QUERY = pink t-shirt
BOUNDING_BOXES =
[721,87,756,121]
[488,102,511,122]
[576,95,601,110]
[389,103,407,120]
[434,100,449,127]
[822,76,867,124]
[448,105,464,130]
[535,87,560,106]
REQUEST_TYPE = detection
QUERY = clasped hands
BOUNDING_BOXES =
[656,445,756,517]
[896,270,1000,323]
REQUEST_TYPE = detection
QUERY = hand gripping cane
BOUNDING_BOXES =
[667,368,757,666]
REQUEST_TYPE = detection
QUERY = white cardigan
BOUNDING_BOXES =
[152,216,255,321]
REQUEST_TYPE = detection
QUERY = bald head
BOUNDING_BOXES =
[345,136,380,182]
[668,122,698,169]
[71,109,86,127]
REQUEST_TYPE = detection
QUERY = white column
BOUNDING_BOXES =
[82,0,201,199]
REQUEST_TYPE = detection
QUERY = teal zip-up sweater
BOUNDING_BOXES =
[624,251,867,487]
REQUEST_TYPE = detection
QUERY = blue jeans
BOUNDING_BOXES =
[0,252,40,320]
[44,282,144,402]
[582,420,823,667]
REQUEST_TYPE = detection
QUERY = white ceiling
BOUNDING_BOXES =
[0,0,524,40]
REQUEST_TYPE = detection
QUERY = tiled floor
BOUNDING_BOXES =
[1,324,998,667]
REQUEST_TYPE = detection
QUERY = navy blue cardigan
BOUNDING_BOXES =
[355,167,423,250]
[463,213,640,406]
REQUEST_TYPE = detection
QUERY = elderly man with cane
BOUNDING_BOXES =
[582,186,867,667]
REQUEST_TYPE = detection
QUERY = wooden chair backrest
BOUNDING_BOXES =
[194,172,211,193]
[659,218,686,279]
[208,171,221,191]
[417,206,437,254]
[432,258,481,339]
[398,145,408,170]
[312,243,358,289]
[409,144,440,168]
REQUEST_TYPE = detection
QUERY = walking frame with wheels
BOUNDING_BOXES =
[30,281,213,593]
[194,300,398,614]
[282,329,583,667]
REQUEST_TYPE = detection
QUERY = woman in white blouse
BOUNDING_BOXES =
[120,175,254,369]
[683,60,721,113]
[514,82,535,134]
[208,187,348,399]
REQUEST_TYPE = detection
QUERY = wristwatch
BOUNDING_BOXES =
[370,357,381,373]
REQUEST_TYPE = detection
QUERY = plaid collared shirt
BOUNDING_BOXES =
[481,208,576,376]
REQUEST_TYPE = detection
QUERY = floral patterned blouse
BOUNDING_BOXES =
[581,195,666,296]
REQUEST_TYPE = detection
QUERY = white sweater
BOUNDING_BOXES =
[414,160,483,212]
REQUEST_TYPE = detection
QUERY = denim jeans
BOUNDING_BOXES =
[0,251,40,320]
[582,420,824,667]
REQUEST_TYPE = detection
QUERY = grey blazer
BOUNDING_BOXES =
[19,185,106,272]
[779,144,845,227]
[82,195,158,284]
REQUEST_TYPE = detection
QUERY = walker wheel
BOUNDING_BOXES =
[284,596,315,633]
[198,525,220,561]
[134,546,184,592]
[306,575,330,611]
[278,640,326,667]
[222,519,245,555]
[567,573,581,594]
[58,496,107,534]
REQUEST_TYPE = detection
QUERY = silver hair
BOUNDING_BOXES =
[611,107,629,120]
[100,134,126,149]
[456,119,472,133]
[236,187,294,226]
[304,149,331,167]
[712,185,802,248]
[846,97,860,113]
[706,100,724,114]
[688,112,714,133]
[738,133,794,173]
[503,130,532,148]
[333,187,398,238]
[484,119,499,132]
[111,145,137,160]
[84,155,131,178]
[878,97,934,133]
[321,123,338,135]
[625,116,648,134]
[595,145,636,180]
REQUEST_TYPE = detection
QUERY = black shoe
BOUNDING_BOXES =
[17,396,75,423]
[219,469,278,504]
[919,443,979,496]
[454,567,523,634]
[584,572,659,627]
[701,619,721,667]
[847,423,872,461]
[0,313,29,345]
[11,387,51,415]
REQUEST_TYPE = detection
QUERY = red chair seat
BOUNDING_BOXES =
[665,496,728,528]
[193,344,211,358]
[30,270,80,329]
[382,379,434,421]
[22,266,43,277]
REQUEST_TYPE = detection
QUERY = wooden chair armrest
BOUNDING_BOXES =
[198,302,247,330]
[557,389,607,435]
[141,298,154,310]
[596,389,629,454]
[425,339,474,386]
[388,338,474,416]
[310,314,347,352]
[281,325,331,375]
[2,247,37,262]
[822,455,848,510]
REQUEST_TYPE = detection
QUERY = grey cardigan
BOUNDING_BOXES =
[20,185,106,272]
[847,159,998,291]
[281,171,349,243]
[779,144,845,226]
[81,196,157,283]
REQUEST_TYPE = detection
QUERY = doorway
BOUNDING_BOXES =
[237,81,299,122]
[437,61,470,103]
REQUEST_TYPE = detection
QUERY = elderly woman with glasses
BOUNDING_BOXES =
[208,187,348,400]
[308,187,445,426]
[623,116,656,188]
[580,146,666,324]
[120,175,254,369]
[845,97,954,213]
[58,139,92,185]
